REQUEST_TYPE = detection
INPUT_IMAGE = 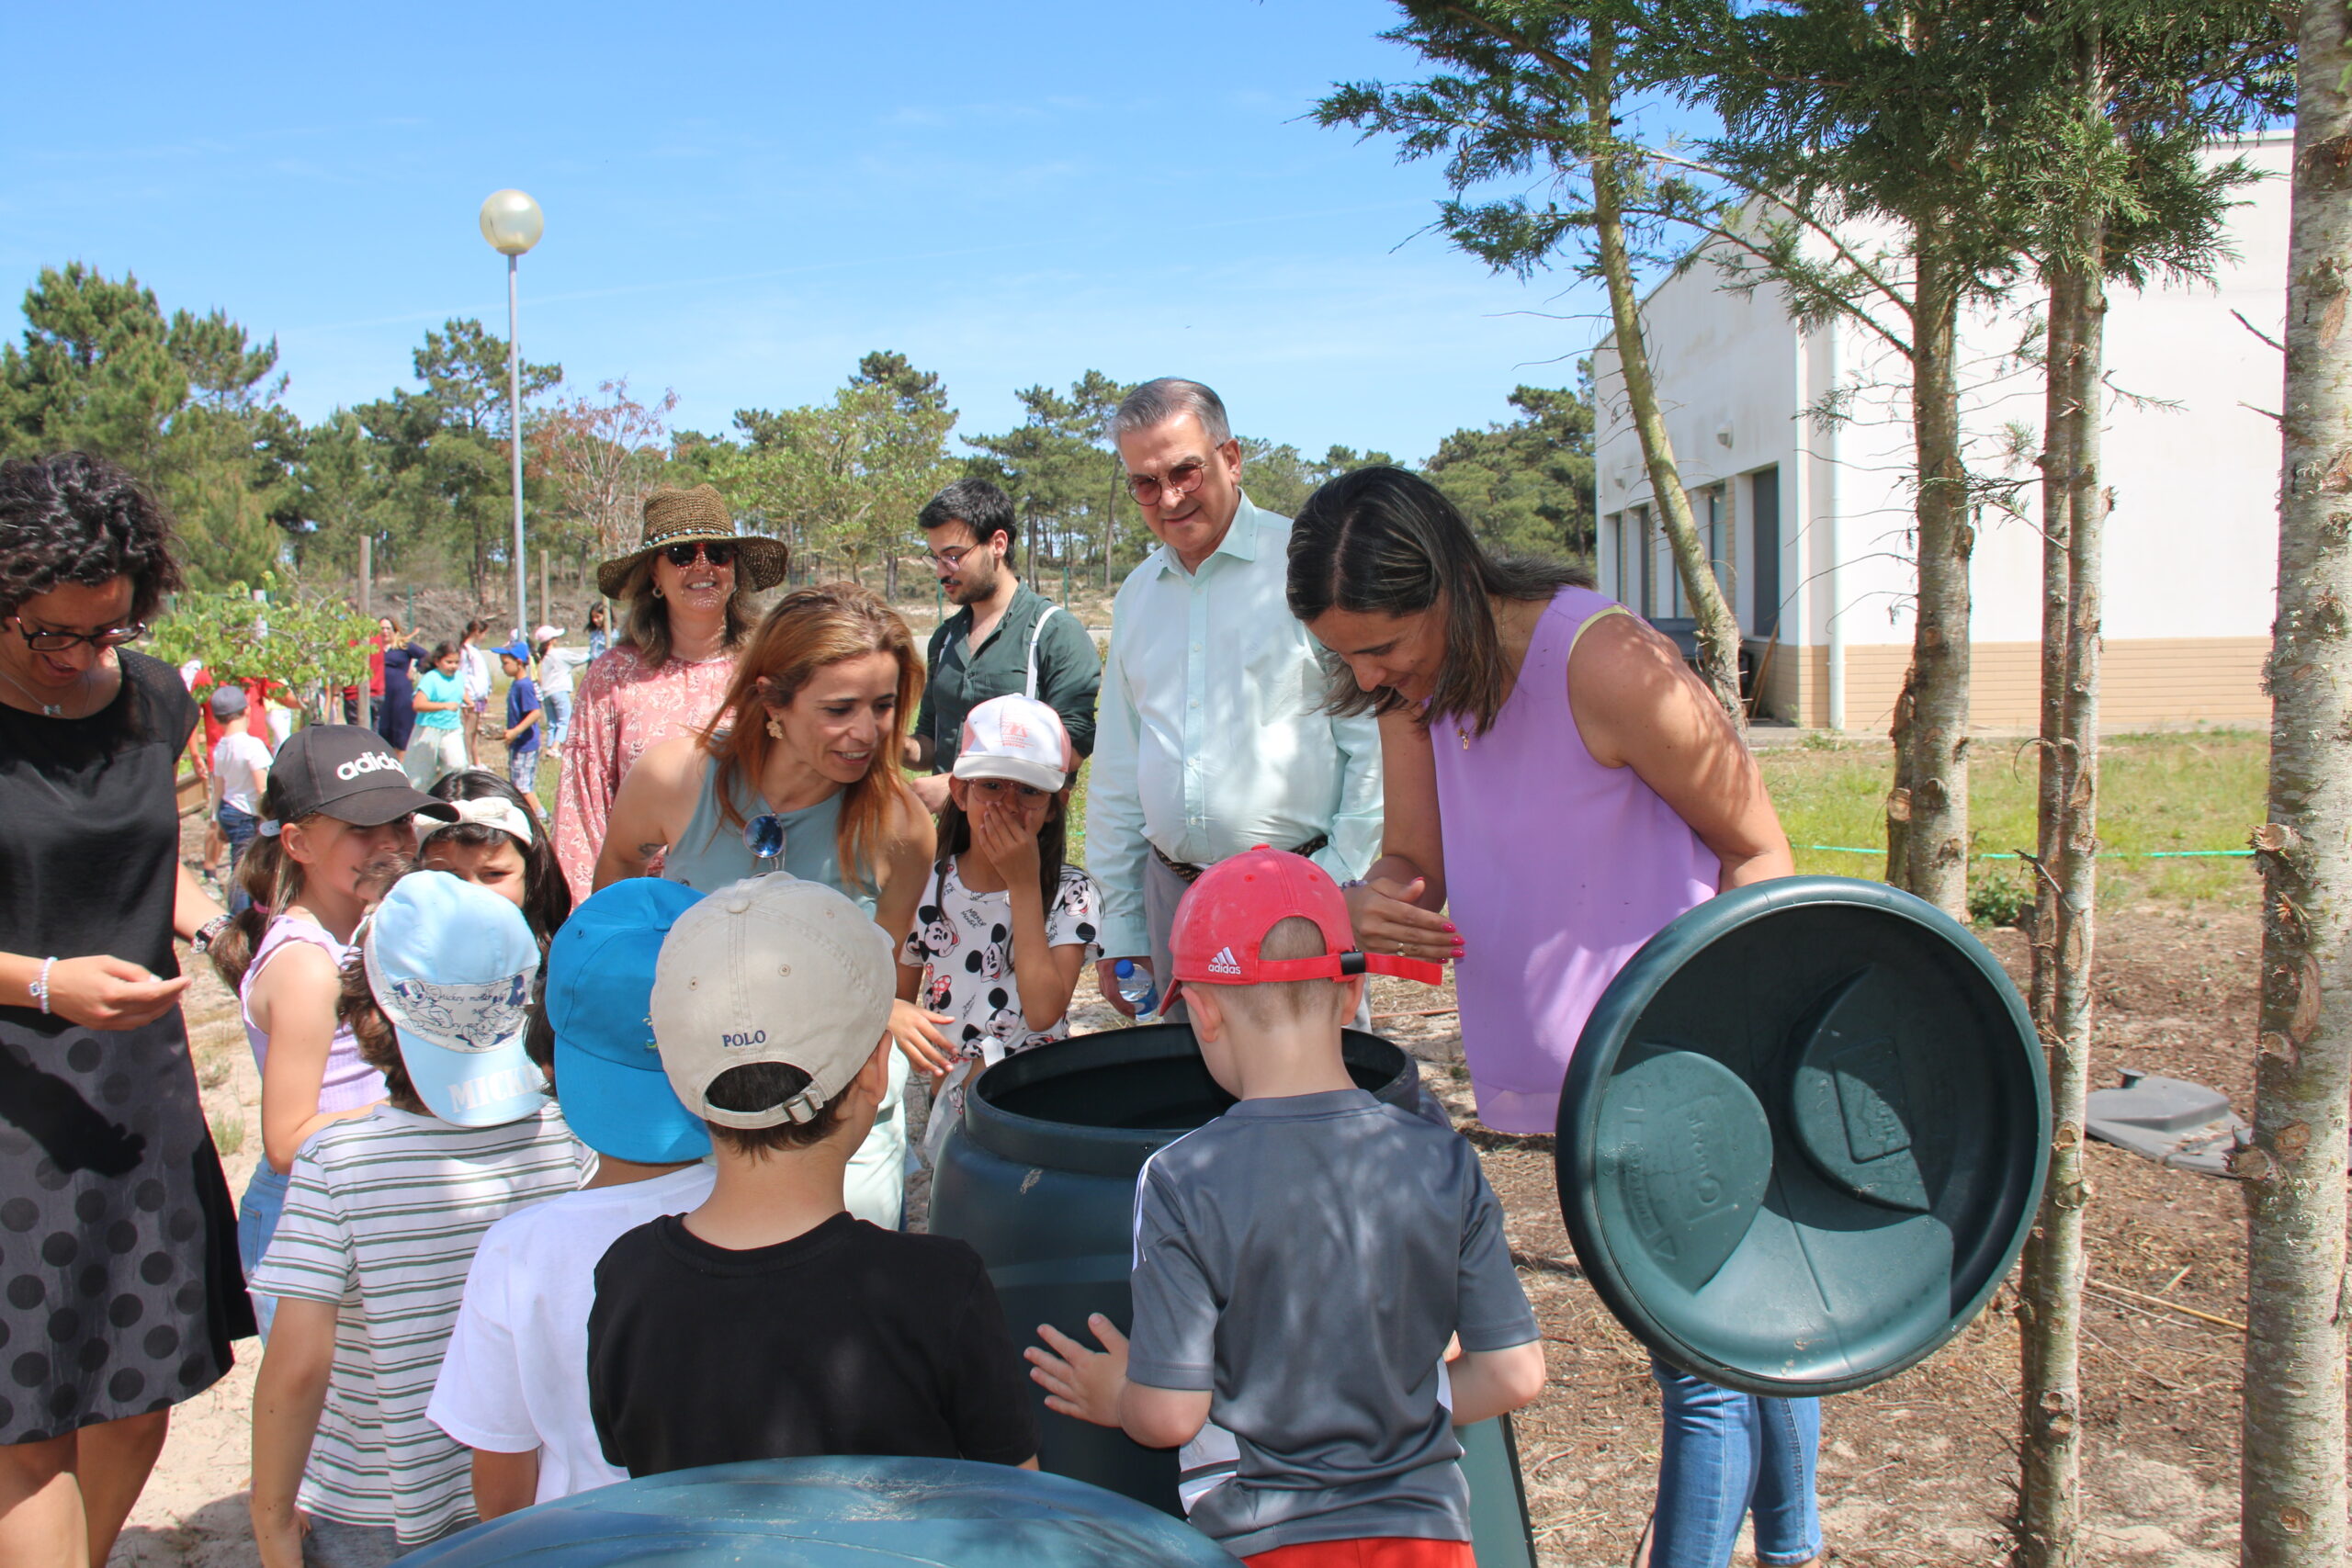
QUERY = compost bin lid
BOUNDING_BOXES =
[1555,875,2049,1398]
[398,1455,1242,1567]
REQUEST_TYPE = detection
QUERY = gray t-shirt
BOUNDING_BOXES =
[1125,1087,1538,1557]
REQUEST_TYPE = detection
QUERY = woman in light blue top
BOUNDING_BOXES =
[594,583,944,1226]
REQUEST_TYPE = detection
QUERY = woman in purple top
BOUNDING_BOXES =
[1288,468,1816,1568]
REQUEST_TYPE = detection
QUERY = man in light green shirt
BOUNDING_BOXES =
[1085,378,1383,1016]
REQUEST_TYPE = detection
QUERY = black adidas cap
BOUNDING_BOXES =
[260,726,459,829]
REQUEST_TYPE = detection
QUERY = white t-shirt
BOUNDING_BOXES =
[210,730,271,816]
[536,645,584,699]
[248,1103,588,1544]
[426,1163,715,1503]
[461,643,492,704]
[901,858,1100,1158]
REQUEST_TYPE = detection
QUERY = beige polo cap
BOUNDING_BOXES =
[648,874,896,1130]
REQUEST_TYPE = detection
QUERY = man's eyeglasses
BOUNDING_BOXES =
[8,618,146,652]
[925,544,977,570]
[1124,460,1207,507]
[661,540,738,569]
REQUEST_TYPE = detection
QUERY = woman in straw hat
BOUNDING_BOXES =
[553,485,788,900]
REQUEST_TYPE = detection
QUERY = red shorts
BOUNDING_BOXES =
[1243,1540,1475,1568]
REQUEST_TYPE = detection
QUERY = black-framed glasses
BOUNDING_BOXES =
[661,540,738,569]
[8,617,146,652]
[1124,459,1207,506]
[743,813,786,867]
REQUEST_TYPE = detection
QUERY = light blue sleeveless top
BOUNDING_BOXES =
[660,759,872,914]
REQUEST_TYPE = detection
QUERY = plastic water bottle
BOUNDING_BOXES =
[1114,959,1158,1019]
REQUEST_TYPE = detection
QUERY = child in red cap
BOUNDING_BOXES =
[1027,848,1545,1568]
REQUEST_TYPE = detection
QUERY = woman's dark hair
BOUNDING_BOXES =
[918,478,1017,553]
[1286,466,1589,736]
[463,619,488,639]
[705,1062,854,1156]
[936,784,1068,910]
[0,452,183,624]
[616,556,756,668]
[340,950,427,1114]
[586,601,608,630]
[421,769,572,944]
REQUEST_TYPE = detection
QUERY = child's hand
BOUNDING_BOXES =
[1026,1314,1130,1427]
[251,1506,308,1568]
[887,998,957,1078]
[973,795,1043,892]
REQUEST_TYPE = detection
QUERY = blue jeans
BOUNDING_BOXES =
[542,689,571,748]
[217,804,260,915]
[238,1163,291,1341]
[1650,1360,1823,1567]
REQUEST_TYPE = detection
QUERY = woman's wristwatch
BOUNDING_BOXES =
[191,914,233,953]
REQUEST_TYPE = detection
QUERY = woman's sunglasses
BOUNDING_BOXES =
[661,540,738,569]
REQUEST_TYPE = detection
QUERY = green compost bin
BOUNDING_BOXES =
[1556,875,2050,1399]
[395,1455,1240,1566]
[931,1023,1536,1568]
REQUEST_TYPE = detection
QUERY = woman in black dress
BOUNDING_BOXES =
[374,626,426,756]
[0,455,251,1566]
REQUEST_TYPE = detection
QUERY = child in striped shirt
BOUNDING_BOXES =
[247,872,585,1567]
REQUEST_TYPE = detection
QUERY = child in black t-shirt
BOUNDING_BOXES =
[585,874,1039,1476]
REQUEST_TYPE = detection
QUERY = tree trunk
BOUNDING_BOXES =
[1891,226,1971,918]
[2018,193,2108,1566]
[2240,6,2352,1562]
[1585,18,1745,731]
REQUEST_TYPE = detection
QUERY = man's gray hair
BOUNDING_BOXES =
[1113,378,1232,447]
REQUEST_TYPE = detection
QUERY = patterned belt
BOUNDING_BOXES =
[1151,835,1330,885]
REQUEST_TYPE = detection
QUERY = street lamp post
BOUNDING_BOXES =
[479,189,544,641]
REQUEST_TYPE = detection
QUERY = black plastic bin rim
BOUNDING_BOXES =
[1555,874,2052,1399]
[965,1025,1413,1179]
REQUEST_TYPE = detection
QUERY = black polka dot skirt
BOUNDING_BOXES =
[0,1011,252,1445]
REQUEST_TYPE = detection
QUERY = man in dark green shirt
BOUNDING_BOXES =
[905,479,1102,814]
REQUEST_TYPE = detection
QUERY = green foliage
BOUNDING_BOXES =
[717,351,957,588]
[0,264,298,588]
[1234,441,1395,521]
[1966,871,2031,930]
[148,575,375,695]
[963,371,1135,587]
[1424,378,1596,561]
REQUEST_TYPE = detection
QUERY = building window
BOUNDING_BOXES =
[1705,487,1734,606]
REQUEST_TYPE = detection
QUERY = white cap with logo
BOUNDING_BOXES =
[951,693,1074,794]
[648,875,896,1130]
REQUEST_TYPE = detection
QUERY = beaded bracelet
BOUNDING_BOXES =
[29,956,55,1016]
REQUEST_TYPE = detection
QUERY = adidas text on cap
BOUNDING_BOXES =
[261,724,458,830]
[1166,846,1444,1004]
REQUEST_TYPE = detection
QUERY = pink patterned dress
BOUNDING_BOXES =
[553,644,737,901]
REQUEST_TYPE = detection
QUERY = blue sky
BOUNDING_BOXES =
[0,2,1617,464]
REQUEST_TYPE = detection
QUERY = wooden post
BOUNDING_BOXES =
[539,548,549,633]
[358,535,372,620]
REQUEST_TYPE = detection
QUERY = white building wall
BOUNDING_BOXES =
[1594,134,2287,729]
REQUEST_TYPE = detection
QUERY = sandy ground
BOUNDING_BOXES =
[118,904,2274,1566]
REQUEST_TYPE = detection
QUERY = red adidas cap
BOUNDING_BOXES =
[1166,846,1443,1005]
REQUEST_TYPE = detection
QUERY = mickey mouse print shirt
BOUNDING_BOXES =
[903,858,1101,1159]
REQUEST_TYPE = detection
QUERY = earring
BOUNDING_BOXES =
[765,715,785,740]
[653,585,664,598]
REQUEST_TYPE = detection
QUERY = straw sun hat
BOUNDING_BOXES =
[595,484,791,599]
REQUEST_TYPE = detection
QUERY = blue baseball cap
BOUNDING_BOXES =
[547,879,713,1163]
[493,641,533,661]
[363,871,548,1128]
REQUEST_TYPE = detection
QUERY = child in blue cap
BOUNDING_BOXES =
[245,872,587,1568]
[427,877,716,1517]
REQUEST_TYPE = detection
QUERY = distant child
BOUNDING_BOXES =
[206,684,270,913]
[1026,849,1545,1568]
[424,767,574,943]
[496,639,544,792]
[247,872,586,1567]
[899,694,1100,1158]
[406,640,469,789]
[428,878,716,1517]
[209,726,458,1338]
[585,874,1039,1478]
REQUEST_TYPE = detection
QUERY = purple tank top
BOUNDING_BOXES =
[239,915,389,1117]
[1431,586,1718,1134]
